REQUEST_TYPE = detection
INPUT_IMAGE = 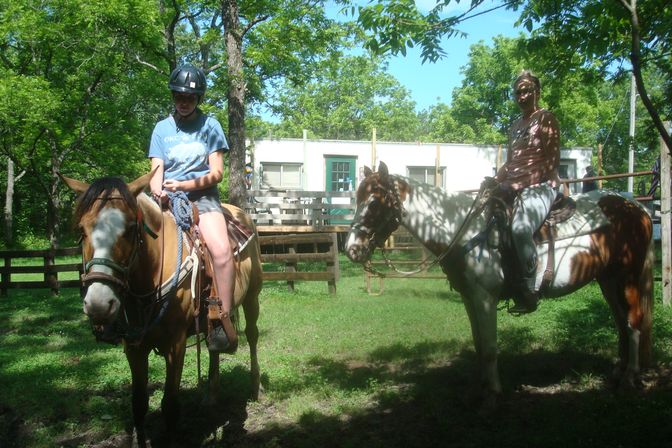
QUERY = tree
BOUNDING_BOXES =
[0,0,166,247]
[270,55,420,141]
[1,0,348,244]
[345,0,671,152]
[156,0,346,206]
[518,0,671,151]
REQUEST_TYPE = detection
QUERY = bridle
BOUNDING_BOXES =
[352,178,405,248]
[80,197,149,299]
[353,176,492,278]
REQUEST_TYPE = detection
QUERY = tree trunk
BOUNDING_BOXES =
[622,0,672,153]
[47,153,61,250]
[4,158,15,246]
[223,0,247,208]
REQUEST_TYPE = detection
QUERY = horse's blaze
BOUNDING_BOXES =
[82,206,127,324]
[345,229,371,263]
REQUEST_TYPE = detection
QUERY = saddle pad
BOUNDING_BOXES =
[551,190,612,241]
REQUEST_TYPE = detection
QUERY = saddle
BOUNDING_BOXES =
[487,187,609,300]
[174,204,255,354]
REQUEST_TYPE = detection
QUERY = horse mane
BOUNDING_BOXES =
[74,177,138,225]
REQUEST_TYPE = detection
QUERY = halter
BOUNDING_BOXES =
[351,176,405,249]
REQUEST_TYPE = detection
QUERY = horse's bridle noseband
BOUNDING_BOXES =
[351,176,405,250]
[80,199,145,297]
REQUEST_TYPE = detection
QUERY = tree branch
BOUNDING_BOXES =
[623,0,672,152]
[134,55,164,74]
[242,14,270,37]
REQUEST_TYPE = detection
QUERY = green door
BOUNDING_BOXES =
[325,156,356,224]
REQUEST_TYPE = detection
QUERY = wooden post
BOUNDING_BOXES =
[661,122,671,306]
[1,254,9,296]
[597,144,603,189]
[286,241,296,292]
[326,232,338,295]
[496,144,503,170]
[45,247,58,296]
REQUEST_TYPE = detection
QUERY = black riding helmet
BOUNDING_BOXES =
[168,64,206,96]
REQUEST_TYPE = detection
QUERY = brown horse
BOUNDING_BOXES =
[62,170,262,446]
[346,162,653,409]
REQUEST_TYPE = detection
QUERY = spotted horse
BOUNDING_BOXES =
[346,162,653,409]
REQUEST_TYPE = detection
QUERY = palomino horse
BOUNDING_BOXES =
[346,162,653,406]
[62,171,262,445]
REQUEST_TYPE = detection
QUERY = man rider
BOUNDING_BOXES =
[495,70,561,313]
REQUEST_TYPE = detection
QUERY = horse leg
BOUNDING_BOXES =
[243,288,261,400]
[125,347,150,448]
[162,333,187,439]
[598,274,641,388]
[460,283,501,409]
[622,274,645,386]
[207,351,220,406]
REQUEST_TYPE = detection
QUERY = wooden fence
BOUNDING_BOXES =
[364,228,445,295]
[258,232,339,294]
[245,189,356,233]
[0,231,340,295]
[0,247,82,296]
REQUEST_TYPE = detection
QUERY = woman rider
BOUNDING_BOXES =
[148,63,237,353]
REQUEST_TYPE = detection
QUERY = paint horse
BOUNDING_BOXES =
[62,171,262,446]
[346,162,653,406]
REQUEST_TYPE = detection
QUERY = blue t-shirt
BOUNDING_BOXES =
[148,113,228,182]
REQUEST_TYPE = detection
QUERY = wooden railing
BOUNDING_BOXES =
[1,231,341,295]
[0,248,82,296]
[364,228,445,295]
[245,189,356,233]
[259,232,339,294]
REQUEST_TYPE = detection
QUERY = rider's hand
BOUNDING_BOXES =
[151,189,168,205]
[481,176,498,191]
[497,181,513,194]
[162,179,182,192]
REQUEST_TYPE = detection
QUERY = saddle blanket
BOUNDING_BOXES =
[549,190,614,241]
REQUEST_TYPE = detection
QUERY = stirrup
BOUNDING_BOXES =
[206,297,238,354]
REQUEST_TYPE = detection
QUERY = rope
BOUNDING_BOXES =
[167,191,193,291]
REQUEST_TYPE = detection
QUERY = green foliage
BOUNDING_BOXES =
[269,54,421,141]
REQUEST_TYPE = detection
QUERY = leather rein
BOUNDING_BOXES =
[359,178,489,278]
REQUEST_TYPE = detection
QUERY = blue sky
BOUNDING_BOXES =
[329,1,525,111]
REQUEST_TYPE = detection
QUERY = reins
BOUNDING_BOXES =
[363,180,492,278]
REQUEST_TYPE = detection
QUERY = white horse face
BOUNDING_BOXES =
[80,206,130,324]
[63,172,153,327]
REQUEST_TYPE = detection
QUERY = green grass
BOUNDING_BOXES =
[1,256,672,447]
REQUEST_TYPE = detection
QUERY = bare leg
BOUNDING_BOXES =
[199,211,238,352]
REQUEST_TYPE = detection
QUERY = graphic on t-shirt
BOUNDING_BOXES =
[165,141,208,179]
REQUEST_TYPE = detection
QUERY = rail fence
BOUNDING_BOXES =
[0,232,340,295]
[0,248,82,296]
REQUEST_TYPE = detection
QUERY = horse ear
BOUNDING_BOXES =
[378,161,389,178]
[59,173,89,194]
[127,166,159,197]
[363,166,373,177]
